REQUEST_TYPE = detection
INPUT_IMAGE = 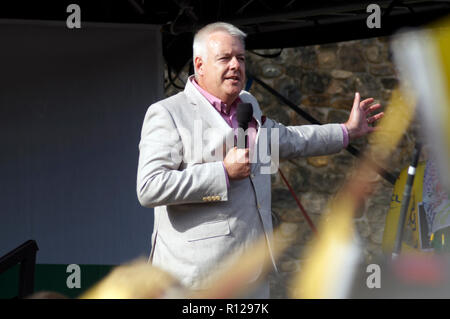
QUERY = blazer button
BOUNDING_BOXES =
[251,174,255,178]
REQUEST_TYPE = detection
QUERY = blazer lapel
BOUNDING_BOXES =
[184,78,232,134]
[184,78,234,161]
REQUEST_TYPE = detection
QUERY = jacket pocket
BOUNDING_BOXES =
[186,219,231,242]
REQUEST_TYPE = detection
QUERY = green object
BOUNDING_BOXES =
[0,264,114,299]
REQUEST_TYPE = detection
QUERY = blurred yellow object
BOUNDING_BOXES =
[80,258,184,299]
[291,87,416,299]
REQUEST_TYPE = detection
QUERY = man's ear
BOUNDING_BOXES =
[194,56,204,76]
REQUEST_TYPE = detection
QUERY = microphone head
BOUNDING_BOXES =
[237,103,253,129]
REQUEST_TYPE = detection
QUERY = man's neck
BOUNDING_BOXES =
[193,77,237,111]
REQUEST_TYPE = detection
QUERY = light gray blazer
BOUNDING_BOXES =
[137,76,344,289]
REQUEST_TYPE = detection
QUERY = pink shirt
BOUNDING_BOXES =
[191,78,258,149]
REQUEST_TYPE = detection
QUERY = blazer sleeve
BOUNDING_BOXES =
[136,103,228,208]
[265,118,345,159]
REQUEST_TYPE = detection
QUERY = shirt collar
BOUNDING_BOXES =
[191,77,240,115]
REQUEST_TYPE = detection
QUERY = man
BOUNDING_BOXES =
[136,22,383,298]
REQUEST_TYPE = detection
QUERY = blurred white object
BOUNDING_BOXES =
[392,26,450,194]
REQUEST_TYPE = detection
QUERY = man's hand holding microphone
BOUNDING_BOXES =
[223,103,253,180]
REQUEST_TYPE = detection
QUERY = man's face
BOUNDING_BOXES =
[195,31,246,106]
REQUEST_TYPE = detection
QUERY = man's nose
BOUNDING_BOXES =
[229,56,240,70]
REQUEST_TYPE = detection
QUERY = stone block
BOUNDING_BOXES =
[370,226,385,245]
[317,50,337,69]
[299,46,318,69]
[365,45,383,63]
[326,79,347,95]
[280,209,306,223]
[369,64,395,76]
[276,79,302,105]
[300,192,330,215]
[301,95,331,108]
[327,109,350,123]
[264,104,291,125]
[297,105,329,123]
[330,97,354,110]
[356,219,372,238]
[338,45,366,72]
[286,65,303,79]
[280,222,300,239]
[307,156,329,168]
[352,73,382,97]
[331,69,353,79]
[301,72,331,94]
[310,171,345,194]
[262,63,283,78]
[289,164,313,192]
[366,204,388,224]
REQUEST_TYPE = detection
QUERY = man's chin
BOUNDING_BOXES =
[227,90,242,100]
[225,84,244,94]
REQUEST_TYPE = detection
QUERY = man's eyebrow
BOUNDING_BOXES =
[216,53,245,58]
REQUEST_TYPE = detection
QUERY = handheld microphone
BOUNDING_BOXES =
[236,103,253,149]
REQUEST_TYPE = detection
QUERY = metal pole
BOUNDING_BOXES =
[392,142,422,259]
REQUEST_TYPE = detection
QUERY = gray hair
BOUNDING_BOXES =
[192,22,247,76]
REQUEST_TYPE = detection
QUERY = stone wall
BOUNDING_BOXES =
[163,36,422,298]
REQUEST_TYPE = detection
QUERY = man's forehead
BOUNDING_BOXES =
[207,32,244,53]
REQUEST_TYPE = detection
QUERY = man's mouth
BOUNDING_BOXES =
[224,75,241,83]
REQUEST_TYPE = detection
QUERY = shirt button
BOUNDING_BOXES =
[251,174,255,178]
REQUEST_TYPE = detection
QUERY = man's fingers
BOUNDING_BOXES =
[360,98,375,110]
[353,92,361,109]
[367,112,384,124]
[240,148,250,161]
[234,148,250,163]
[365,103,382,115]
